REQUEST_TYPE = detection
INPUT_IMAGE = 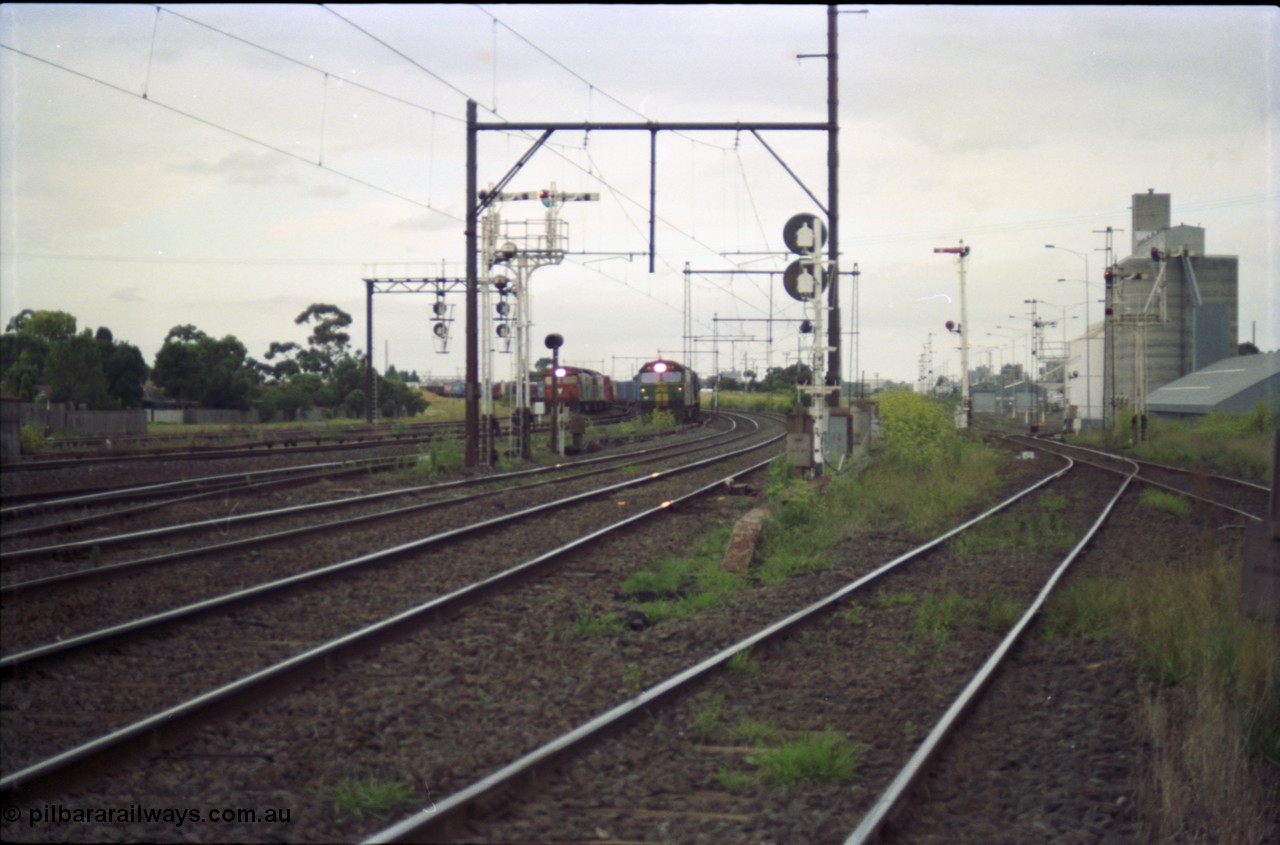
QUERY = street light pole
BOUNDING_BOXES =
[1045,244,1091,432]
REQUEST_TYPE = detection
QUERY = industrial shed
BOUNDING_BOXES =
[1145,351,1280,422]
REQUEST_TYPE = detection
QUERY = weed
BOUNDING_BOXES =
[620,524,745,622]
[690,693,725,743]
[841,602,867,626]
[949,494,1076,555]
[914,591,970,650]
[727,649,757,674]
[567,608,624,638]
[748,730,865,785]
[416,433,463,478]
[319,777,412,819]
[873,591,917,610]
[622,662,645,697]
[735,719,780,745]
[1139,488,1192,518]
[976,594,1023,634]
[621,558,687,598]
[1042,579,1126,640]
[716,765,752,789]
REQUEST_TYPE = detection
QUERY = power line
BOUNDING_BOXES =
[321,5,496,117]
[0,251,370,266]
[0,43,462,221]
[157,4,465,124]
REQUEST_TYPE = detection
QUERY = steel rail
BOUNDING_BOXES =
[0,409,711,527]
[0,419,782,798]
[843,451,1137,845]
[2,421,467,470]
[0,456,395,519]
[0,460,417,541]
[0,415,742,581]
[0,415,772,671]
[1022,431,1271,492]
[362,454,1074,843]
[1009,434,1267,522]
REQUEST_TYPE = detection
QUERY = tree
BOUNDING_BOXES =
[103,341,149,408]
[262,341,303,381]
[757,363,813,393]
[273,373,324,421]
[1,309,79,399]
[7,309,77,343]
[152,325,258,409]
[294,304,353,377]
[44,330,113,408]
[376,372,428,418]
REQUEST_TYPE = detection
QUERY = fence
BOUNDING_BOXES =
[18,403,259,435]
[20,403,148,436]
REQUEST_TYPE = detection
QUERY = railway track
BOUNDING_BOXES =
[1,418,1269,842]
[0,412,785,807]
[361,433,1270,843]
[0,416,758,648]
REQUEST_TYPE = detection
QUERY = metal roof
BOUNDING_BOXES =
[1146,351,1280,414]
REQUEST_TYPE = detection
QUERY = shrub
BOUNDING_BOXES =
[876,391,961,470]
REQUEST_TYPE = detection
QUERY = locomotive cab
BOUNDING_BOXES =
[636,359,700,422]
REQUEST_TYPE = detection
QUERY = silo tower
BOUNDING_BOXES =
[1105,190,1239,428]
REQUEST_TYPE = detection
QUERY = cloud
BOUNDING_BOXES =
[391,213,460,234]
[176,149,301,186]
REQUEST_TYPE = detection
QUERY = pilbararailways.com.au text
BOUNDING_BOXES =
[7,803,291,828]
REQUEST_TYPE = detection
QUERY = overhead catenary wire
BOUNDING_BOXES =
[0,43,460,222]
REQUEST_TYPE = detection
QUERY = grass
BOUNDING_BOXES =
[616,524,750,624]
[602,409,680,441]
[690,693,726,743]
[735,718,781,745]
[726,648,757,674]
[910,590,1020,653]
[947,492,1079,556]
[1042,543,1279,840]
[1138,488,1192,518]
[566,608,625,638]
[318,777,413,819]
[568,415,1012,640]
[747,730,866,785]
[412,432,464,478]
[1072,405,1276,481]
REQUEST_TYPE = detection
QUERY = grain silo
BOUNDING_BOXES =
[1104,190,1239,424]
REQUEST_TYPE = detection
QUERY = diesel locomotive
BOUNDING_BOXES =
[636,359,700,422]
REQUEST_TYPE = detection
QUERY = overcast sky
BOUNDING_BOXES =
[2,4,1276,388]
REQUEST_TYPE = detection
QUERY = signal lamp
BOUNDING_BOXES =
[433,323,448,339]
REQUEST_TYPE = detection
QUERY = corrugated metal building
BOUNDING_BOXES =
[1145,351,1280,421]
